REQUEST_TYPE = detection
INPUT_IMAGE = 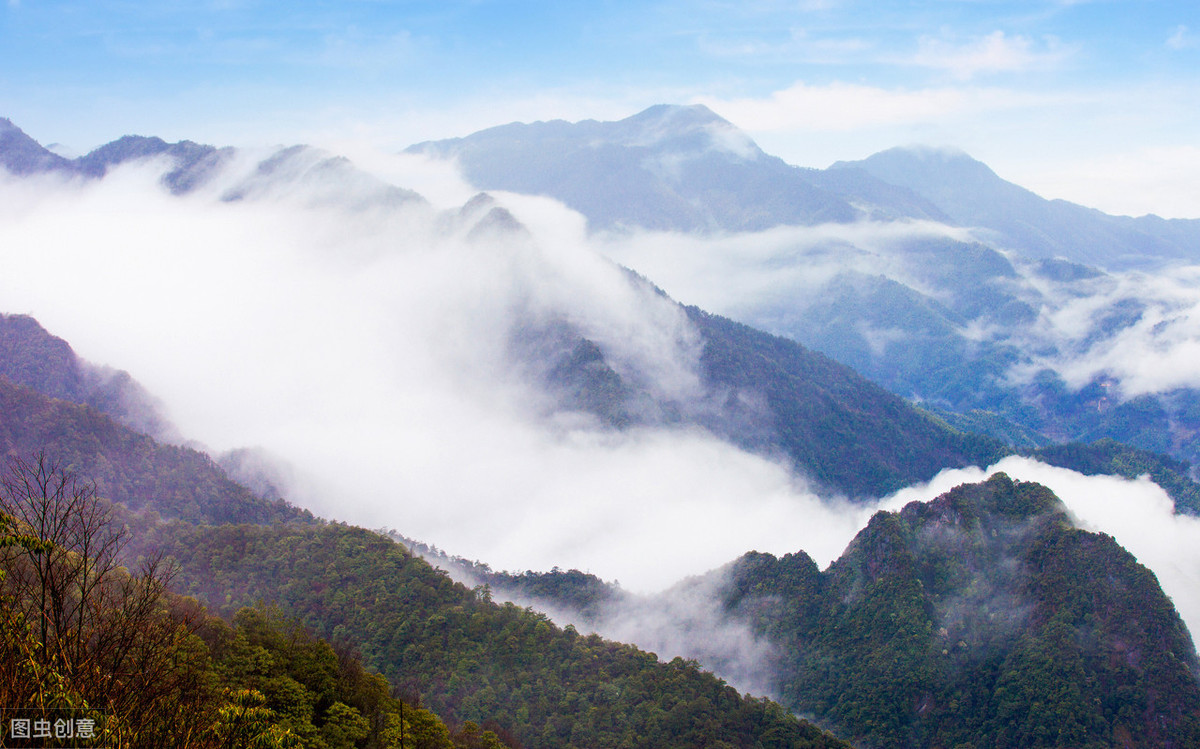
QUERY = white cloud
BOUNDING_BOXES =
[1009,264,1200,396]
[911,31,1074,80]
[987,457,1200,640]
[697,26,871,64]
[595,219,971,315]
[1017,145,1200,219]
[1167,25,1194,51]
[696,80,1049,133]
[864,457,1200,641]
[0,156,883,593]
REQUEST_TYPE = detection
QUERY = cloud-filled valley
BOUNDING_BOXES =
[2,135,1199,634]
[0,152,879,591]
[3,106,1200,748]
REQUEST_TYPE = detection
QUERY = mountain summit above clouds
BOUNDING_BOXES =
[406,104,936,231]
[0,117,228,192]
[411,105,1200,270]
[0,117,73,175]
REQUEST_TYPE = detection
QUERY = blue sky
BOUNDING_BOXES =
[2,0,1199,216]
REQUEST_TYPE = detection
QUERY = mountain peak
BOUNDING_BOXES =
[833,145,999,187]
[611,104,759,159]
[624,103,729,128]
[0,116,72,176]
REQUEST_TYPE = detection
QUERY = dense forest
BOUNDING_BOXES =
[0,450,848,749]
[2,308,1200,748]
[722,474,1200,748]
[0,453,480,748]
[446,475,1200,748]
[136,517,847,749]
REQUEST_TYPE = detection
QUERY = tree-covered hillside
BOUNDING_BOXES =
[721,474,1200,748]
[0,457,492,749]
[140,519,849,749]
[0,376,305,524]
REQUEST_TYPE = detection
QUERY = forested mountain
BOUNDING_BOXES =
[473,475,1200,748]
[137,518,848,749]
[0,452,520,749]
[0,313,176,439]
[722,473,1200,748]
[0,316,849,748]
[0,118,1008,499]
[683,307,1002,496]
[0,376,305,524]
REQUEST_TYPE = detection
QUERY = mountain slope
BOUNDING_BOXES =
[0,313,176,439]
[723,473,1200,748]
[684,307,1003,496]
[0,376,305,524]
[0,117,72,175]
[408,104,871,232]
[834,147,1200,270]
[141,519,850,749]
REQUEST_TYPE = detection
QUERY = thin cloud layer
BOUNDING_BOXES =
[911,31,1073,80]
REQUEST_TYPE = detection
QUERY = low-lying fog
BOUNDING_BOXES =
[0,152,1196,652]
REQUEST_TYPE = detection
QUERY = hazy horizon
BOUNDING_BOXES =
[3,0,1199,218]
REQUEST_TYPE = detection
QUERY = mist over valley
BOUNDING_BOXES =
[3,107,1200,747]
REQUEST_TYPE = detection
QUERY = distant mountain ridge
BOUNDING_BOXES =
[402,105,1200,476]
[0,116,1008,498]
[407,104,1200,268]
[4,111,1200,749]
[407,104,946,231]
[834,147,1200,269]
[0,117,228,192]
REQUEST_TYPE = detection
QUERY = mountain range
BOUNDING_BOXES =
[2,109,1200,748]
[408,104,1200,270]
[411,105,1200,473]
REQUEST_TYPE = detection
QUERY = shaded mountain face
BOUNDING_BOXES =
[505,274,1003,498]
[0,117,1005,519]
[407,104,935,232]
[0,313,302,525]
[6,112,1200,509]
[0,313,177,441]
[0,118,230,193]
[0,117,423,206]
[0,376,304,524]
[715,230,1200,477]
[0,117,73,175]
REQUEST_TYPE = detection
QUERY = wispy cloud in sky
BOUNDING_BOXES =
[1167,25,1195,50]
[911,31,1074,80]
[696,81,1051,132]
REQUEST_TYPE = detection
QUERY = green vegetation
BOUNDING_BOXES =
[0,453,514,749]
[0,376,307,524]
[5,311,1200,749]
[1028,438,1200,514]
[722,474,1200,748]
[687,306,1006,497]
[141,519,848,749]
